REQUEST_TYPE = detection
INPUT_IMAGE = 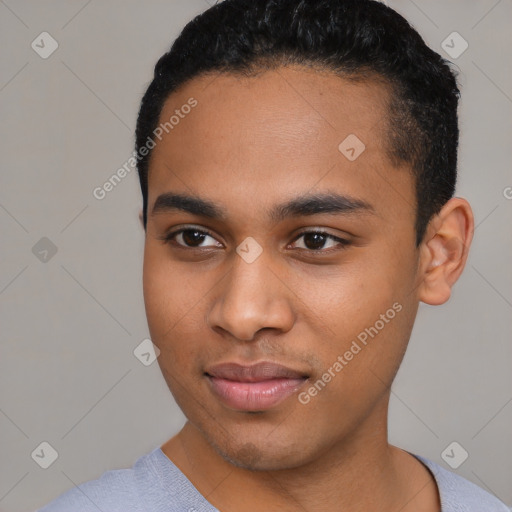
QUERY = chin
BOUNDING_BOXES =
[203,425,312,472]
[218,443,304,471]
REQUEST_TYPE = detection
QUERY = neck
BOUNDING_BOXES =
[161,394,439,511]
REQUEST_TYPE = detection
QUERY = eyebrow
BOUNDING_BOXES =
[151,191,375,223]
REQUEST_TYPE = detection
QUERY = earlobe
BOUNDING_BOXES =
[417,198,474,306]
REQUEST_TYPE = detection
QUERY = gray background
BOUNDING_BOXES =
[0,1,511,510]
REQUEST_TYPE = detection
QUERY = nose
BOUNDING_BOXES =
[206,247,295,341]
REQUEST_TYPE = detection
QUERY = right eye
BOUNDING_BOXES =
[159,226,223,249]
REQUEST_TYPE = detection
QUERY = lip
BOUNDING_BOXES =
[205,361,308,411]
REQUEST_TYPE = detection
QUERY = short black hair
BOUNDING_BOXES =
[135,0,460,246]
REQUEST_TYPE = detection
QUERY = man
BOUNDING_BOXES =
[38,0,511,510]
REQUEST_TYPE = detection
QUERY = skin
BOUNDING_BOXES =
[141,65,474,511]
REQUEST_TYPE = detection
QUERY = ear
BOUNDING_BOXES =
[417,197,474,305]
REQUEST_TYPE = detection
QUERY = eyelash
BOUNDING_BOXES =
[158,226,351,254]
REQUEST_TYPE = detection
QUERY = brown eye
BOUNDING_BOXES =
[180,229,207,247]
[290,230,350,252]
[161,227,222,248]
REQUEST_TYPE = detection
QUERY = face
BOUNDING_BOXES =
[143,66,423,471]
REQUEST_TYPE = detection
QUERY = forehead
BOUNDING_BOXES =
[155,65,392,158]
[147,65,415,225]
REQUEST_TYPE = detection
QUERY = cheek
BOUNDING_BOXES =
[293,262,396,333]
[301,258,415,380]
[143,244,191,321]
[143,246,214,374]
[325,292,416,396]
[143,254,172,336]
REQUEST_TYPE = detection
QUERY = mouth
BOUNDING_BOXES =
[205,361,309,412]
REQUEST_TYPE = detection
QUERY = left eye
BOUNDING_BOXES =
[290,231,350,251]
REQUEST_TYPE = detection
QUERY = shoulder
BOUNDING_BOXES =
[36,447,219,512]
[412,453,511,512]
[36,448,158,512]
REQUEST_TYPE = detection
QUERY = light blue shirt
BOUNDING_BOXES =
[36,446,511,511]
